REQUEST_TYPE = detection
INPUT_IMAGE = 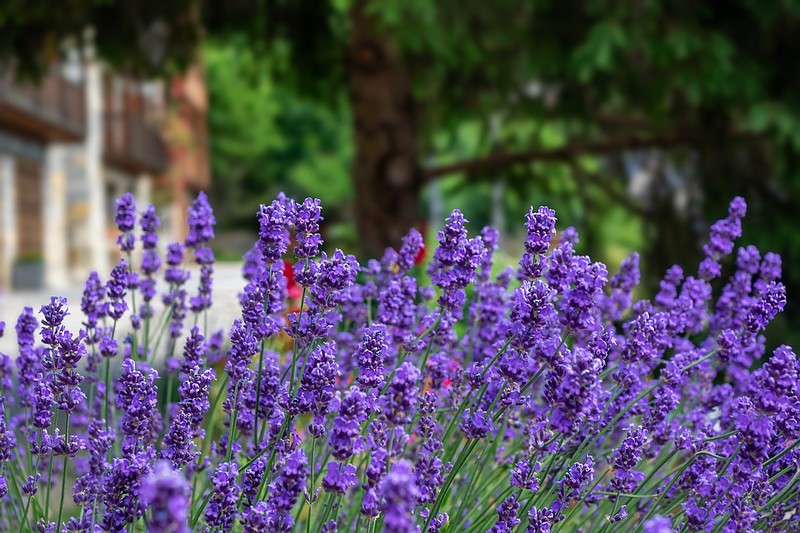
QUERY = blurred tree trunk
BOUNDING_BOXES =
[347,0,422,259]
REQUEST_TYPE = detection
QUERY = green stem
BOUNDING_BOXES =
[190,488,214,528]
[253,266,273,443]
[635,451,725,530]
[424,439,480,530]
[518,440,564,520]
[225,381,241,463]
[254,341,266,445]
[19,430,44,532]
[149,289,176,365]
[3,462,25,528]
[103,319,118,431]
[288,284,309,391]
[164,374,175,423]
[450,423,504,529]
[55,414,71,532]
[44,410,59,521]
[762,439,799,468]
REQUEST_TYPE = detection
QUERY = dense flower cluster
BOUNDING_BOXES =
[0,193,797,533]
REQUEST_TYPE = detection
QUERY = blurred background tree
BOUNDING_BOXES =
[203,38,352,232]
[3,0,800,344]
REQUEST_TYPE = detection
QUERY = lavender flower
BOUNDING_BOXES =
[526,506,554,533]
[73,420,114,517]
[265,449,307,532]
[489,494,521,533]
[0,398,14,498]
[190,251,215,313]
[258,197,292,264]
[699,197,747,280]
[293,197,324,259]
[602,252,640,322]
[322,461,358,494]
[519,206,557,280]
[329,386,370,460]
[397,227,424,273]
[81,272,106,331]
[205,462,240,531]
[643,516,675,533]
[509,280,556,353]
[428,210,485,342]
[32,375,54,430]
[106,260,130,321]
[377,277,417,344]
[51,328,86,415]
[101,446,155,530]
[0,193,797,532]
[413,394,450,506]
[115,192,137,252]
[355,324,389,389]
[380,362,420,426]
[140,204,162,321]
[163,242,190,338]
[610,426,648,493]
[378,460,418,533]
[186,191,216,247]
[459,408,494,439]
[116,358,160,445]
[241,501,270,532]
[308,249,359,310]
[162,364,215,468]
[140,460,191,533]
[296,341,340,420]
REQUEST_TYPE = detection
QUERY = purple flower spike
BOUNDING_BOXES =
[459,408,495,439]
[293,197,324,259]
[115,192,137,252]
[380,362,420,426]
[140,460,191,533]
[107,260,130,321]
[322,461,358,494]
[297,341,340,420]
[265,449,308,532]
[205,461,240,531]
[185,191,216,247]
[378,459,419,533]
[519,206,557,280]
[489,494,521,533]
[0,397,14,498]
[116,358,160,444]
[643,516,675,533]
[115,192,137,232]
[397,228,424,273]
[699,196,747,280]
[140,204,160,249]
[356,324,389,390]
[258,196,292,264]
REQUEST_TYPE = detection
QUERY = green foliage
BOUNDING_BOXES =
[5,0,800,346]
[205,38,353,230]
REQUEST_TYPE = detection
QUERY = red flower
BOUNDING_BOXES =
[414,223,427,265]
[414,241,426,266]
[284,260,303,300]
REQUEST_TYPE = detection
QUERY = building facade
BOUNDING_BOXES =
[0,59,209,292]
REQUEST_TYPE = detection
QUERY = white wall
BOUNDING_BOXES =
[0,155,16,292]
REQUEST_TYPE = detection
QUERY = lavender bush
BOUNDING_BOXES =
[0,191,797,532]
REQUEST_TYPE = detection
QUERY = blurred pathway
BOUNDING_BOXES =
[0,262,246,356]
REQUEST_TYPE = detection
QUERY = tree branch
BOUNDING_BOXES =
[423,131,751,181]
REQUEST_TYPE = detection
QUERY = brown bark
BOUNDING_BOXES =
[347,0,422,259]
[424,130,757,180]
